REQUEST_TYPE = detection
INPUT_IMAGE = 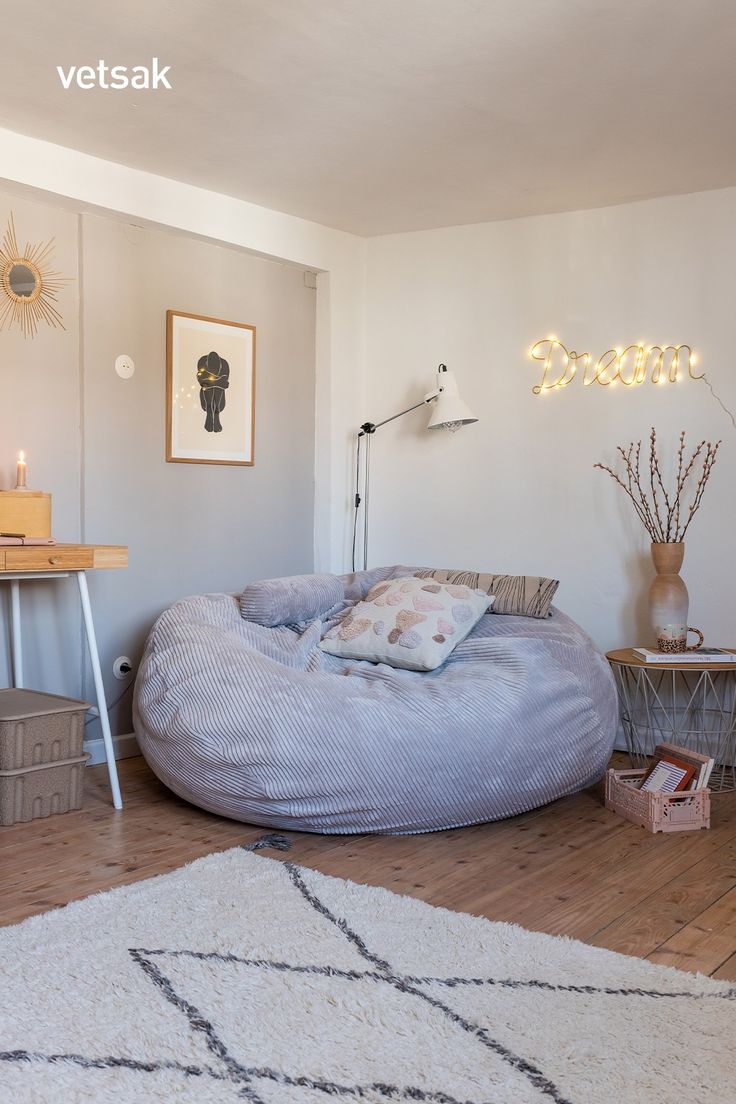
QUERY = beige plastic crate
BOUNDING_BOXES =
[605,767,710,833]
[0,754,89,825]
[0,689,91,771]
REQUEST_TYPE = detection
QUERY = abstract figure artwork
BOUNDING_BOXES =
[167,311,256,466]
[197,350,230,433]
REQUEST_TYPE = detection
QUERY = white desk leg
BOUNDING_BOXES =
[77,571,123,810]
[10,579,23,688]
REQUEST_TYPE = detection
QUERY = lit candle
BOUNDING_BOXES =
[15,451,27,490]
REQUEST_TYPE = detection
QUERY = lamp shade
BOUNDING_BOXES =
[426,367,478,432]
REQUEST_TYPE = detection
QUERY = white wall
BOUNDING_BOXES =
[363,189,736,651]
[0,128,366,754]
[0,126,367,575]
[0,190,318,749]
[0,192,83,698]
[80,214,317,740]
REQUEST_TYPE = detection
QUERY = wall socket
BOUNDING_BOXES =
[115,354,135,380]
[113,655,133,680]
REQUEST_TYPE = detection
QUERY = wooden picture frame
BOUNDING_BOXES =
[166,310,256,466]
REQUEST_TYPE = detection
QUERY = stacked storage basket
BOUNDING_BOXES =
[0,689,91,825]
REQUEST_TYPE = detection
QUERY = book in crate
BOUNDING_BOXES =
[605,742,713,833]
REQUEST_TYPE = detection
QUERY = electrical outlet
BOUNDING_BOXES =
[115,354,135,380]
[113,656,133,680]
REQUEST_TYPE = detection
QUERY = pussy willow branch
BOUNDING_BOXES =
[620,443,654,535]
[595,428,721,543]
[674,430,685,539]
[650,427,674,540]
[625,440,660,540]
[594,463,654,535]
[648,428,667,542]
[676,439,705,534]
[679,442,720,539]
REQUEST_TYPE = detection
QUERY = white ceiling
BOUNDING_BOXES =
[1,0,735,236]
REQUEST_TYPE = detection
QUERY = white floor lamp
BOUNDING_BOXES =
[352,364,478,571]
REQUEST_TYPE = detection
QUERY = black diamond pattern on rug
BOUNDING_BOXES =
[2,860,734,1103]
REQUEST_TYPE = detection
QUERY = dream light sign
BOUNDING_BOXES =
[530,338,703,395]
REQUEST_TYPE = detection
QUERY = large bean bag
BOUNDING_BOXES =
[133,567,617,834]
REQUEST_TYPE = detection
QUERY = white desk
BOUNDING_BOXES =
[1,544,129,809]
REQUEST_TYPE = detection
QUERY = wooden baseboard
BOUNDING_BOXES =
[84,731,139,765]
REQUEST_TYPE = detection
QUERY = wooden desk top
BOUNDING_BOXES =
[607,647,736,672]
[0,544,128,573]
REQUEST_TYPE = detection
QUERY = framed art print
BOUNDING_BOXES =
[166,310,256,465]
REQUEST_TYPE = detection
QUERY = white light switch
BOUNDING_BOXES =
[115,354,135,380]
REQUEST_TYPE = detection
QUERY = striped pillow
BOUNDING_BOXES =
[414,568,558,619]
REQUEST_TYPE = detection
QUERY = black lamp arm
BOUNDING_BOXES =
[352,366,449,571]
[359,364,449,436]
[358,396,440,437]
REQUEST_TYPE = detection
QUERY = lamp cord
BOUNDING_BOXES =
[363,432,371,571]
[84,678,134,727]
[351,432,362,572]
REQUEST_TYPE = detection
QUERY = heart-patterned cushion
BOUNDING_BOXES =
[319,575,493,671]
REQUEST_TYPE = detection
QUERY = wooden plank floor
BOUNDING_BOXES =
[2,755,735,979]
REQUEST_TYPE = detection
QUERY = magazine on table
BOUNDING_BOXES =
[633,647,736,664]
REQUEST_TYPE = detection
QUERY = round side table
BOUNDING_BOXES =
[607,649,736,792]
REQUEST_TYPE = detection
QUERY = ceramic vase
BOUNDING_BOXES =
[649,542,688,636]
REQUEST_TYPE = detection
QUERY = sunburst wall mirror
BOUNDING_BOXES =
[0,212,71,338]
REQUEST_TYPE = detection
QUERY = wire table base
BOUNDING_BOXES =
[609,660,736,792]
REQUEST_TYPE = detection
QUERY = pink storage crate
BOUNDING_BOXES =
[605,768,710,833]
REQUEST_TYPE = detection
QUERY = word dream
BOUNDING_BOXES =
[530,339,702,395]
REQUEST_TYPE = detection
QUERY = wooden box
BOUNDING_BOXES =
[605,768,710,833]
[0,490,51,538]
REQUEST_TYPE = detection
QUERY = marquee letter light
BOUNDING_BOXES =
[530,338,703,394]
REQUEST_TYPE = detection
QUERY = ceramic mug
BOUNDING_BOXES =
[656,624,705,653]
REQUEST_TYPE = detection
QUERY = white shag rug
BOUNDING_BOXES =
[0,848,733,1104]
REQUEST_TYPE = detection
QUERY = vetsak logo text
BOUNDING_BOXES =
[56,58,172,90]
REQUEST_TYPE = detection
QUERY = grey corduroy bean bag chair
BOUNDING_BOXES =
[133,566,617,834]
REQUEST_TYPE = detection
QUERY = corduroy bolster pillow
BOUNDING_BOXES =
[240,573,344,627]
[414,568,559,619]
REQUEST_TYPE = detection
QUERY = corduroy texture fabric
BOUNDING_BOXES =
[240,572,344,627]
[134,567,617,834]
[414,568,559,618]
